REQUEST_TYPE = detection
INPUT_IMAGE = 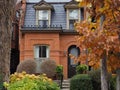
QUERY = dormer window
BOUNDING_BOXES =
[38,10,49,27]
[68,9,79,29]
[34,0,54,27]
[64,0,84,30]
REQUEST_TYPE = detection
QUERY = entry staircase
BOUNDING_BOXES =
[61,79,70,90]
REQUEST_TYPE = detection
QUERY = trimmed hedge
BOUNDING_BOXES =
[70,74,93,90]
[70,70,116,90]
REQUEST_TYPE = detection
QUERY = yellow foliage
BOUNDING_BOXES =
[75,0,120,72]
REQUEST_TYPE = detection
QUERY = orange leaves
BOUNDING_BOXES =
[75,0,120,71]
[78,1,86,7]
[107,53,120,72]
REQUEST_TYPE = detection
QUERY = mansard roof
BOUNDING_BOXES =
[33,0,54,10]
[64,0,79,9]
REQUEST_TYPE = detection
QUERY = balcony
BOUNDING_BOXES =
[21,25,62,33]
[20,25,78,34]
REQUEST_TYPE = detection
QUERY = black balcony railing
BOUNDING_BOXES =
[20,24,78,34]
[21,25,62,30]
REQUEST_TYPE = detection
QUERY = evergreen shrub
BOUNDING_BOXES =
[70,74,93,90]
[76,64,88,74]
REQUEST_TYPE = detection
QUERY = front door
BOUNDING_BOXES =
[68,45,80,78]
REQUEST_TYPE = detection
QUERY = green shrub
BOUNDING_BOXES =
[70,74,93,90]
[76,64,88,74]
[4,72,60,90]
[56,65,63,74]
[88,69,116,90]
[88,69,101,90]
[16,59,37,74]
[40,60,57,78]
[109,75,116,90]
[56,65,63,79]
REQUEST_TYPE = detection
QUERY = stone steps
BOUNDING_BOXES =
[61,79,70,90]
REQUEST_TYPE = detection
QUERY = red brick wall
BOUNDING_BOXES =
[19,32,78,78]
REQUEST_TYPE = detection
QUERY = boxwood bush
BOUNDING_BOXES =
[70,74,93,90]
[76,64,88,74]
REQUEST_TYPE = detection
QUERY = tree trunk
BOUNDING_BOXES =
[0,14,11,82]
[116,68,120,90]
[101,58,108,90]
[0,0,16,83]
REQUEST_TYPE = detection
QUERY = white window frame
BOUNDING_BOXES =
[36,10,51,26]
[34,45,50,59]
[67,8,84,29]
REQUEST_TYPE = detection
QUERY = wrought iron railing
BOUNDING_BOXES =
[21,25,62,30]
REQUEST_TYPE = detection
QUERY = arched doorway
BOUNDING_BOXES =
[68,45,80,78]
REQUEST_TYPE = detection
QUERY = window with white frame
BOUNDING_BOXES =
[67,8,84,30]
[34,45,49,58]
[38,10,49,27]
[69,9,79,30]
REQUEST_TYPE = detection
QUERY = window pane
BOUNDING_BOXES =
[39,10,48,20]
[42,46,46,57]
[34,45,49,58]
[80,8,84,21]
[70,47,79,65]
[69,20,76,30]
[39,46,42,57]
[69,9,78,19]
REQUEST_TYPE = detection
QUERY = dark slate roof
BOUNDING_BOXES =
[24,1,67,29]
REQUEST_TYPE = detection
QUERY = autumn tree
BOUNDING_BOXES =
[0,0,16,85]
[75,0,120,90]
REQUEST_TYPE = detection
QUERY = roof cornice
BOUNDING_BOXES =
[33,0,54,10]
[64,0,79,9]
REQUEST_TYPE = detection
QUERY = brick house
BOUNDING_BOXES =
[19,0,86,79]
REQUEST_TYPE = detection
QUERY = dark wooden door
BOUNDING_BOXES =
[68,45,80,78]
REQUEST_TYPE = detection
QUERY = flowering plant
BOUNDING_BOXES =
[4,71,60,90]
